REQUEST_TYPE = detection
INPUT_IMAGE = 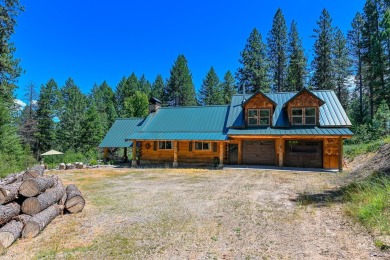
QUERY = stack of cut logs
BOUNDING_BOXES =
[0,165,85,249]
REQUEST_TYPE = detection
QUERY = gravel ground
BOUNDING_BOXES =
[2,167,388,259]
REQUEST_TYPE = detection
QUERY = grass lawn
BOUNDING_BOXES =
[2,167,383,259]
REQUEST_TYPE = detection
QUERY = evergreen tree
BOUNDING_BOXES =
[91,81,117,131]
[114,76,128,117]
[267,8,288,92]
[36,79,60,155]
[311,9,336,90]
[372,100,390,137]
[138,74,151,96]
[165,55,197,106]
[333,29,351,108]
[286,20,307,92]
[57,78,87,152]
[348,12,366,123]
[124,91,149,117]
[221,71,236,104]
[236,28,270,93]
[81,99,104,152]
[150,74,165,100]
[198,67,223,105]
[19,82,38,154]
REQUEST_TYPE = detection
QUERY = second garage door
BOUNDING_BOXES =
[243,140,275,165]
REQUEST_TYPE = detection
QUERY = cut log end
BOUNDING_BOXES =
[0,233,14,248]
[19,181,39,198]
[65,196,85,213]
[21,222,40,239]
[21,198,41,215]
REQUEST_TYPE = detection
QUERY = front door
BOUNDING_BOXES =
[228,144,238,164]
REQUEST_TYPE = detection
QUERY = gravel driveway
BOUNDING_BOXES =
[3,168,386,259]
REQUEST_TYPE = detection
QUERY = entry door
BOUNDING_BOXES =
[228,144,238,164]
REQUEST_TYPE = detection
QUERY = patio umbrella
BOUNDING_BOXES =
[41,150,64,169]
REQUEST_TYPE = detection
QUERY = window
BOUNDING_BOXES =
[194,141,210,150]
[248,109,270,126]
[158,141,172,150]
[292,107,316,125]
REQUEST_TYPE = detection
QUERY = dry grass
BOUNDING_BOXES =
[1,167,384,259]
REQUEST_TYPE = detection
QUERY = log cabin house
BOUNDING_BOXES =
[99,89,353,171]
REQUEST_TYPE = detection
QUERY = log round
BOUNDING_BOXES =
[21,178,64,215]
[22,165,44,181]
[0,203,20,226]
[65,184,85,213]
[0,182,22,205]
[19,176,55,198]
[12,214,31,226]
[0,220,23,248]
[0,171,24,186]
[22,204,59,239]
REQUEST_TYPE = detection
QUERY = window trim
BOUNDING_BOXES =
[194,141,211,151]
[291,107,316,125]
[158,141,173,150]
[247,108,271,126]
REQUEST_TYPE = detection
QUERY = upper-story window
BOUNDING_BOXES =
[248,109,270,126]
[292,107,316,125]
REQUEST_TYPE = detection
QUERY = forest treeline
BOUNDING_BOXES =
[1,0,390,175]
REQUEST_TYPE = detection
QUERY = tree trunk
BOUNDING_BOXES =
[0,171,24,186]
[23,165,45,181]
[0,220,23,248]
[19,176,55,198]
[21,177,64,215]
[0,182,22,204]
[13,214,31,226]
[0,203,20,225]
[22,204,59,239]
[65,185,85,213]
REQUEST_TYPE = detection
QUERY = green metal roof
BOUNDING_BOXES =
[228,127,353,136]
[227,90,352,128]
[99,118,144,148]
[126,106,229,141]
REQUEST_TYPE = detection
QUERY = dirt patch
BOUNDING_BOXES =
[2,168,387,259]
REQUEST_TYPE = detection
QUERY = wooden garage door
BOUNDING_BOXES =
[243,140,275,165]
[285,140,323,168]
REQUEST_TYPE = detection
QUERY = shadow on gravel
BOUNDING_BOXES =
[291,188,346,207]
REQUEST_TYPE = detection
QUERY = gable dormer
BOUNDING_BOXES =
[241,91,277,127]
[283,88,325,126]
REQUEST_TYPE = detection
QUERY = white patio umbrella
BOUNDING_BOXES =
[41,150,64,169]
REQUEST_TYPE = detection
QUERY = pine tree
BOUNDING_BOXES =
[333,29,351,108]
[221,71,236,104]
[91,81,117,131]
[19,82,38,154]
[165,55,197,106]
[198,67,223,105]
[311,9,336,90]
[286,21,307,92]
[151,74,165,100]
[81,99,104,152]
[267,8,288,92]
[36,79,60,155]
[114,76,128,117]
[236,28,270,93]
[57,78,87,152]
[348,12,366,123]
[124,91,149,117]
[138,74,151,96]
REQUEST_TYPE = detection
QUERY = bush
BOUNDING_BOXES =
[344,136,390,160]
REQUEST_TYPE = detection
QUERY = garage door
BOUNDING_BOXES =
[285,140,323,168]
[243,140,275,165]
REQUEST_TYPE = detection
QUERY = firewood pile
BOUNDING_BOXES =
[0,165,85,250]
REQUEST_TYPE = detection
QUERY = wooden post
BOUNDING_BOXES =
[103,148,108,159]
[238,140,242,165]
[278,138,284,167]
[131,140,137,167]
[338,137,343,172]
[123,147,128,162]
[173,141,178,168]
[219,142,224,168]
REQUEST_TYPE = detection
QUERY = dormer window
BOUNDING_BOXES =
[292,107,316,125]
[248,109,270,126]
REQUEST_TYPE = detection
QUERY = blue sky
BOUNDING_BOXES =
[13,0,366,102]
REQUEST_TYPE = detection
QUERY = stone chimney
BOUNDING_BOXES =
[149,97,162,113]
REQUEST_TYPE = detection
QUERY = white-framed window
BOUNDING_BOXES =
[292,107,316,125]
[194,141,210,151]
[248,109,270,126]
[158,141,172,150]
